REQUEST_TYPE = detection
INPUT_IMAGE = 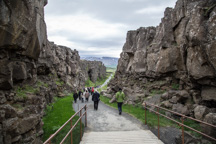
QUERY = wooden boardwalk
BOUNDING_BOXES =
[80,130,164,144]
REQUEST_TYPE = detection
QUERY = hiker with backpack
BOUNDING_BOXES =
[115,88,125,115]
[92,90,100,110]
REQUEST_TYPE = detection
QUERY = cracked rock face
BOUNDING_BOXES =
[80,60,106,83]
[0,0,47,90]
[107,0,216,131]
[0,0,106,143]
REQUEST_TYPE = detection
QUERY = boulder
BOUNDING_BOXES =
[202,113,216,139]
[103,93,113,98]
[169,96,179,104]
[201,86,216,101]
[12,62,27,82]
[194,105,209,120]
[0,104,17,119]
[2,117,19,132]
[17,114,40,134]
[161,92,169,100]
[161,100,173,109]
[172,103,190,115]
[187,47,215,80]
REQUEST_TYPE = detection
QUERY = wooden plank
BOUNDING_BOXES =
[80,130,164,144]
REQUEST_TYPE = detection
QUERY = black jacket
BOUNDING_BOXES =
[92,92,100,101]
[73,93,78,99]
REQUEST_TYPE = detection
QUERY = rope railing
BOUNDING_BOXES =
[143,102,216,144]
[43,104,87,144]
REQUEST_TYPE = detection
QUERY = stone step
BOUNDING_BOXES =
[80,130,164,144]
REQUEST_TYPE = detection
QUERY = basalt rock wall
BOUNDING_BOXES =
[106,0,216,138]
[80,60,106,83]
[0,1,48,143]
[0,0,104,144]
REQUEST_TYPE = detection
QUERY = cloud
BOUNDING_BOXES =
[46,13,128,40]
[45,0,176,58]
[135,6,168,14]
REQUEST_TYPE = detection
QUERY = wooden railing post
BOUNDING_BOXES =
[145,103,147,125]
[181,116,184,144]
[85,105,87,127]
[157,107,160,139]
[70,120,73,144]
[80,109,82,141]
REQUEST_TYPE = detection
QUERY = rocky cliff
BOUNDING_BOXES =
[106,0,216,138]
[0,0,106,143]
[80,60,106,83]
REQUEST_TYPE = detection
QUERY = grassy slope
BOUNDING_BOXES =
[43,95,84,144]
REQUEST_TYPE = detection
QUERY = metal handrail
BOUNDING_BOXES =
[43,104,87,144]
[143,102,216,144]
[145,102,216,128]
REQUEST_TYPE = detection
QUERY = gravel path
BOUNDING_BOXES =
[100,74,113,88]
[73,95,147,132]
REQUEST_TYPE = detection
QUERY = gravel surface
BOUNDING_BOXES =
[100,74,113,88]
[73,95,147,132]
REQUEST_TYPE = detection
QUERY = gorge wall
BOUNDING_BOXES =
[80,60,106,83]
[106,0,216,137]
[0,0,106,143]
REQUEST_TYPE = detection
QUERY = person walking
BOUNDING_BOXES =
[81,91,85,103]
[85,90,90,102]
[78,90,82,100]
[73,91,78,103]
[91,87,94,95]
[115,88,125,115]
[92,90,100,110]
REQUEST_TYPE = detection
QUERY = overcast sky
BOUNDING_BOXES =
[45,0,176,58]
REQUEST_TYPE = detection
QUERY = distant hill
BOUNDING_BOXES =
[81,57,119,68]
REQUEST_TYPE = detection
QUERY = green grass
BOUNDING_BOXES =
[85,75,109,87]
[149,89,165,96]
[42,95,84,144]
[12,103,24,111]
[16,85,39,99]
[100,95,202,138]
[55,79,64,86]
[16,80,50,99]
[85,78,96,87]
[171,83,179,90]
[106,67,116,73]
[37,80,48,88]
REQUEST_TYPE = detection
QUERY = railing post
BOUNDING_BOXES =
[157,107,160,139]
[181,116,184,144]
[85,105,87,127]
[70,119,73,144]
[145,103,147,125]
[80,109,82,141]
